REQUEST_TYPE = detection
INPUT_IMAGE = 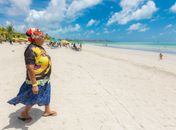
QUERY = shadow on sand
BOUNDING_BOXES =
[2,107,43,130]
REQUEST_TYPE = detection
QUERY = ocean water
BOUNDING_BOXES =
[84,42,176,55]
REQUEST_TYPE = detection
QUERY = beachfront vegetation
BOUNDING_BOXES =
[0,25,27,43]
[0,26,51,43]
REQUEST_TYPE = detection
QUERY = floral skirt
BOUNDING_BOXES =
[8,81,51,106]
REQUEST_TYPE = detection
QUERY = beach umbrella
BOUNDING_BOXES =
[51,37,60,42]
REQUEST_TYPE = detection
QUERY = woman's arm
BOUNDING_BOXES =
[26,64,39,94]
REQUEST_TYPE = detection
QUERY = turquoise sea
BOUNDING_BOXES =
[84,42,176,55]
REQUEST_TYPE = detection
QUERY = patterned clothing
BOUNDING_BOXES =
[24,43,52,81]
[8,82,51,106]
[8,43,52,106]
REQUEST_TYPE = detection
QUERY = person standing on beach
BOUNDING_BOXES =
[8,28,57,122]
[159,53,163,60]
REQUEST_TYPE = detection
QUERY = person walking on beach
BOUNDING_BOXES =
[80,43,82,50]
[8,28,57,122]
[159,53,163,60]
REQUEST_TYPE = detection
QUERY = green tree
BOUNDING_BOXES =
[44,33,51,41]
[6,25,14,41]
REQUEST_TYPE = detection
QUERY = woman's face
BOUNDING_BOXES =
[34,36,44,46]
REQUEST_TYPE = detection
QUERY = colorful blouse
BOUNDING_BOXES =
[24,43,51,86]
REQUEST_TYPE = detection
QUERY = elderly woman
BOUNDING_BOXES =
[8,28,57,122]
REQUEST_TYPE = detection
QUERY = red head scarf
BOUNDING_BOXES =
[26,28,44,42]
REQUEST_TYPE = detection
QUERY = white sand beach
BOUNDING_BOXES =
[0,43,176,130]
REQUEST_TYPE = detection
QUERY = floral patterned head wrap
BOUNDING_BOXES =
[26,28,44,42]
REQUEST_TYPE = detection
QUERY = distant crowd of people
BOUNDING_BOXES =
[47,41,82,51]
[0,39,28,45]
[1,39,83,52]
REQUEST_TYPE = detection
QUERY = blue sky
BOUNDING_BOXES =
[0,0,176,42]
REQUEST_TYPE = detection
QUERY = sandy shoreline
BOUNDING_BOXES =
[0,43,176,130]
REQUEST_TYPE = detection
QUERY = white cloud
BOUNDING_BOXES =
[5,21,12,26]
[26,0,102,34]
[103,28,110,34]
[83,30,96,36]
[170,2,176,13]
[57,24,81,33]
[89,30,95,34]
[0,0,6,4]
[87,19,99,27]
[26,0,66,24]
[2,0,32,16]
[69,24,81,32]
[165,24,173,29]
[107,0,158,25]
[66,0,102,18]
[26,0,102,24]
[3,20,27,33]
[42,24,81,37]
[128,23,149,32]
[14,24,27,33]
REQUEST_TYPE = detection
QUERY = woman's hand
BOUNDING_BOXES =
[26,64,38,94]
[32,85,39,94]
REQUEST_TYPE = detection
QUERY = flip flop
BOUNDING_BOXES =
[18,116,32,123]
[42,111,57,117]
